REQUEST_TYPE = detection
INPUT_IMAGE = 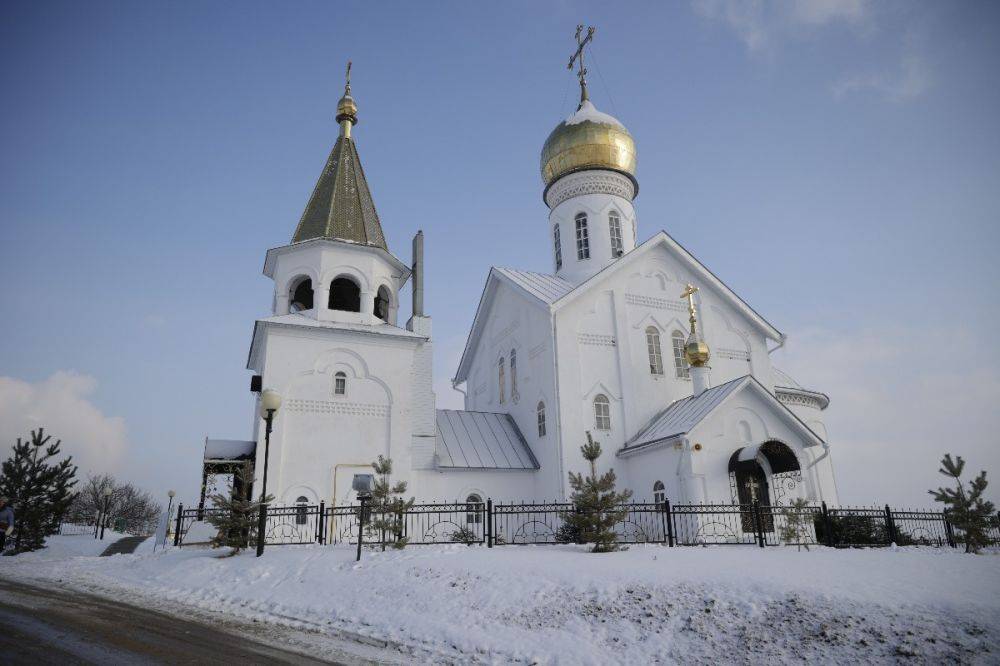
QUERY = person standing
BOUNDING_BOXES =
[0,497,14,553]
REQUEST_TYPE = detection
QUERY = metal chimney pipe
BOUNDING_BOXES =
[412,230,424,317]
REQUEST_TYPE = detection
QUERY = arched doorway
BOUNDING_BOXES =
[728,440,802,532]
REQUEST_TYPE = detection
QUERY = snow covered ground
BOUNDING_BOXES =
[3,538,999,664]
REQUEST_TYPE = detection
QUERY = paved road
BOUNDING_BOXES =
[0,580,345,665]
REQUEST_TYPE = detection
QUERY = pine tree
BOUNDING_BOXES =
[929,453,996,553]
[204,464,272,554]
[778,497,812,551]
[562,432,633,553]
[0,429,78,554]
[370,456,414,550]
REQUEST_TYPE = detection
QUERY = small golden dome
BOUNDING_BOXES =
[684,338,711,368]
[540,100,637,192]
[336,93,358,125]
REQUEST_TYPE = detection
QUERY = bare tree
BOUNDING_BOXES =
[68,474,162,535]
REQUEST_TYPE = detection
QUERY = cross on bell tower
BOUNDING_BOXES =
[567,24,595,106]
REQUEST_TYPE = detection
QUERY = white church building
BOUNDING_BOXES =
[202,54,839,516]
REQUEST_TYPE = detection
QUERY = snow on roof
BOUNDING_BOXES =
[494,267,575,304]
[257,313,426,338]
[204,439,256,461]
[564,100,625,130]
[621,377,747,453]
[436,410,539,471]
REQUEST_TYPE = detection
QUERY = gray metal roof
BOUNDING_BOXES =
[436,410,539,470]
[622,376,748,452]
[494,267,575,304]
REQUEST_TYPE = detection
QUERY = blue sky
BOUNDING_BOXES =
[2,1,998,506]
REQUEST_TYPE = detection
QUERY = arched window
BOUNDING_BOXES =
[574,212,590,260]
[289,277,313,312]
[295,496,309,525]
[553,224,562,270]
[465,493,483,524]
[334,371,347,396]
[374,285,391,321]
[653,481,665,505]
[646,326,664,375]
[609,212,623,257]
[510,348,518,401]
[498,357,506,404]
[329,276,361,312]
[537,401,546,437]
[593,394,611,430]
[672,331,690,379]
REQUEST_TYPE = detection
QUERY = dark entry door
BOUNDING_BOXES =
[734,462,773,532]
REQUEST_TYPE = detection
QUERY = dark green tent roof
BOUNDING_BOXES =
[291,135,387,249]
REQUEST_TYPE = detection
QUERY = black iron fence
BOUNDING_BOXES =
[171,500,1000,551]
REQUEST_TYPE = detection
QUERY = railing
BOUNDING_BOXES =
[171,500,1000,552]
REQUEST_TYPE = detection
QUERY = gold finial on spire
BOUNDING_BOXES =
[680,283,710,367]
[567,24,595,107]
[336,59,358,137]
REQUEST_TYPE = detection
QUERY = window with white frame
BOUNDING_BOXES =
[553,224,562,270]
[609,211,623,257]
[537,401,546,437]
[646,326,664,375]
[672,331,690,379]
[498,357,506,404]
[465,494,483,524]
[295,496,309,525]
[575,213,590,260]
[653,481,665,505]
[594,394,611,430]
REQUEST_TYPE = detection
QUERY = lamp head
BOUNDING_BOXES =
[167,490,176,498]
[260,389,282,417]
[103,486,113,497]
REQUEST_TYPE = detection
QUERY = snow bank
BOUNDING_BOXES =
[3,543,998,663]
[3,531,130,560]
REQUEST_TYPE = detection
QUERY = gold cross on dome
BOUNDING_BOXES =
[567,24,595,104]
[680,283,699,315]
[344,60,352,94]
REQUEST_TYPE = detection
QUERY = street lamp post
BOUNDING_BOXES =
[99,486,113,540]
[256,389,281,557]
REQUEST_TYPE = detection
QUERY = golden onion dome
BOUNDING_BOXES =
[336,92,358,126]
[684,338,711,368]
[540,100,637,192]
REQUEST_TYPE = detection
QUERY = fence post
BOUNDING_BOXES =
[884,505,896,545]
[664,499,674,547]
[486,498,493,548]
[943,511,956,548]
[317,501,325,545]
[821,501,834,547]
[173,503,183,547]
[356,496,367,562]
[255,503,267,557]
[753,501,765,548]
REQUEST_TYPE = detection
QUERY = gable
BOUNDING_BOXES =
[618,375,823,457]
[555,231,782,342]
[453,268,561,383]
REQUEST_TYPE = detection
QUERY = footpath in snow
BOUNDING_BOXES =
[3,536,999,664]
